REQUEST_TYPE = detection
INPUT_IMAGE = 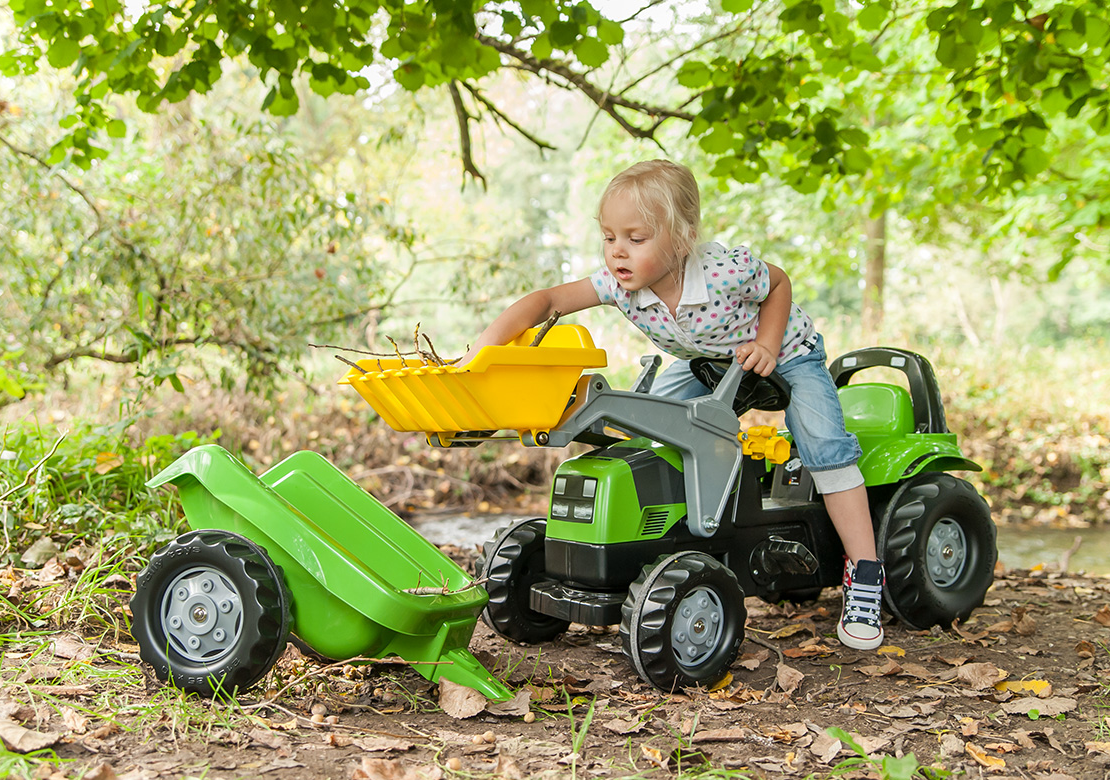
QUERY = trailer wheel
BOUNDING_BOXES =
[620,552,746,692]
[878,474,996,630]
[130,530,291,697]
[478,519,570,643]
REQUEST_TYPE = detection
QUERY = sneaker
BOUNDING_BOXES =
[837,558,885,650]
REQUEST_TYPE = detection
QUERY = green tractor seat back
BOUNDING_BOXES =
[829,347,948,434]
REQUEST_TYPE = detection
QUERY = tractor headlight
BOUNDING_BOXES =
[549,475,598,523]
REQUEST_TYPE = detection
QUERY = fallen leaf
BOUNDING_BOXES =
[20,537,59,567]
[485,688,532,717]
[956,662,1008,690]
[495,754,524,780]
[876,645,905,656]
[36,558,66,583]
[95,452,124,474]
[602,717,645,735]
[350,757,424,780]
[965,742,1006,769]
[438,679,487,719]
[775,663,804,695]
[1012,606,1037,636]
[1094,606,1110,627]
[939,734,964,757]
[708,672,732,692]
[1075,640,1096,658]
[50,634,95,661]
[83,764,117,780]
[984,742,1021,754]
[61,706,88,734]
[767,623,811,640]
[857,659,901,677]
[249,728,291,750]
[0,719,61,753]
[951,620,990,642]
[933,653,971,666]
[640,744,666,768]
[808,730,842,764]
[1000,697,1077,717]
[995,680,1052,697]
[1087,741,1110,755]
[898,662,933,679]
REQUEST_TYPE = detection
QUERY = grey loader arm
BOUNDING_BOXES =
[541,361,746,538]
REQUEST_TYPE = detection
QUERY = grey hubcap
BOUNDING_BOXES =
[926,517,967,587]
[671,586,723,667]
[161,565,243,663]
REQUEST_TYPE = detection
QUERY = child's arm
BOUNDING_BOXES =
[735,263,791,376]
[459,278,602,364]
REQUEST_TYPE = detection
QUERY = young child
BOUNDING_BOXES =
[464,159,885,651]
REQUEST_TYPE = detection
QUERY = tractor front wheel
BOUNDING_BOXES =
[878,473,996,630]
[478,518,570,644]
[130,530,291,697]
[620,552,746,692]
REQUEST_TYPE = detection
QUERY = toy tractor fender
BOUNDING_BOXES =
[831,348,981,487]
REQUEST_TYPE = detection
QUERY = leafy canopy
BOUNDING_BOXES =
[3,0,1109,196]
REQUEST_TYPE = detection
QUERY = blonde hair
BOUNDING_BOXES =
[598,159,701,267]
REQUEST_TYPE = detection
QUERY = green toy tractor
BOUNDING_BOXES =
[472,337,996,691]
[130,325,994,697]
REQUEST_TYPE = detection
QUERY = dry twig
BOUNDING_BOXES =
[529,311,562,346]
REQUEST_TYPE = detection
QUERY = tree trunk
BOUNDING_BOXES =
[862,211,887,338]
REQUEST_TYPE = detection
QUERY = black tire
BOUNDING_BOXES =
[878,473,996,630]
[477,518,570,643]
[619,552,746,691]
[130,530,292,697]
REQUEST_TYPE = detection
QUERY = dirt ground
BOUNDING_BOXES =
[3,550,1110,780]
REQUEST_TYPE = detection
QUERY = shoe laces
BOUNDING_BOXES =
[843,564,883,625]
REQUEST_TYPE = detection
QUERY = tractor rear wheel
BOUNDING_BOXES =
[620,552,746,692]
[478,518,570,644]
[130,530,291,697]
[878,474,996,630]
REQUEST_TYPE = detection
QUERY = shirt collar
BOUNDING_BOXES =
[627,252,710,310]
[677,253,709,307]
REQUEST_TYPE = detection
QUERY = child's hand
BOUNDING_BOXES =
[735,343,778,377]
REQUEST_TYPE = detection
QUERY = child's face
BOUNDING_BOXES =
[598,192,681,297]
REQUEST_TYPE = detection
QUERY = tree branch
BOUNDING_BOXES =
[0,131,104,238]
[476,34,695,139]
[448,80,487,190]
[459,81,556,152]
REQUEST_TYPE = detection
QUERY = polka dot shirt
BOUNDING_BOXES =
[589,242,816,363]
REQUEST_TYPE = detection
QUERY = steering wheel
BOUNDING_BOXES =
[689,359,792,416]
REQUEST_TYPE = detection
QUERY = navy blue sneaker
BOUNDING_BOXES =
[837,558,885,650]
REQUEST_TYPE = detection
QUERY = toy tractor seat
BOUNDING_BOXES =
[689,358,792,416]
[828,347,948,434]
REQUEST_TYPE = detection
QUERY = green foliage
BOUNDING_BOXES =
[827,726,949,780]
[0,419,217,564]
[4,0,1109,203]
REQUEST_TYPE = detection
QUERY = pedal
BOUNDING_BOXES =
[753,535,819,576]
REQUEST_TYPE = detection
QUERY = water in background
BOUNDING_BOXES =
[409,514,1110,577]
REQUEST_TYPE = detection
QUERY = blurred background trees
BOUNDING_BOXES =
[1,1,1107,527]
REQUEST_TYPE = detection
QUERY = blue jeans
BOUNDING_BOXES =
[650,334,863,493]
